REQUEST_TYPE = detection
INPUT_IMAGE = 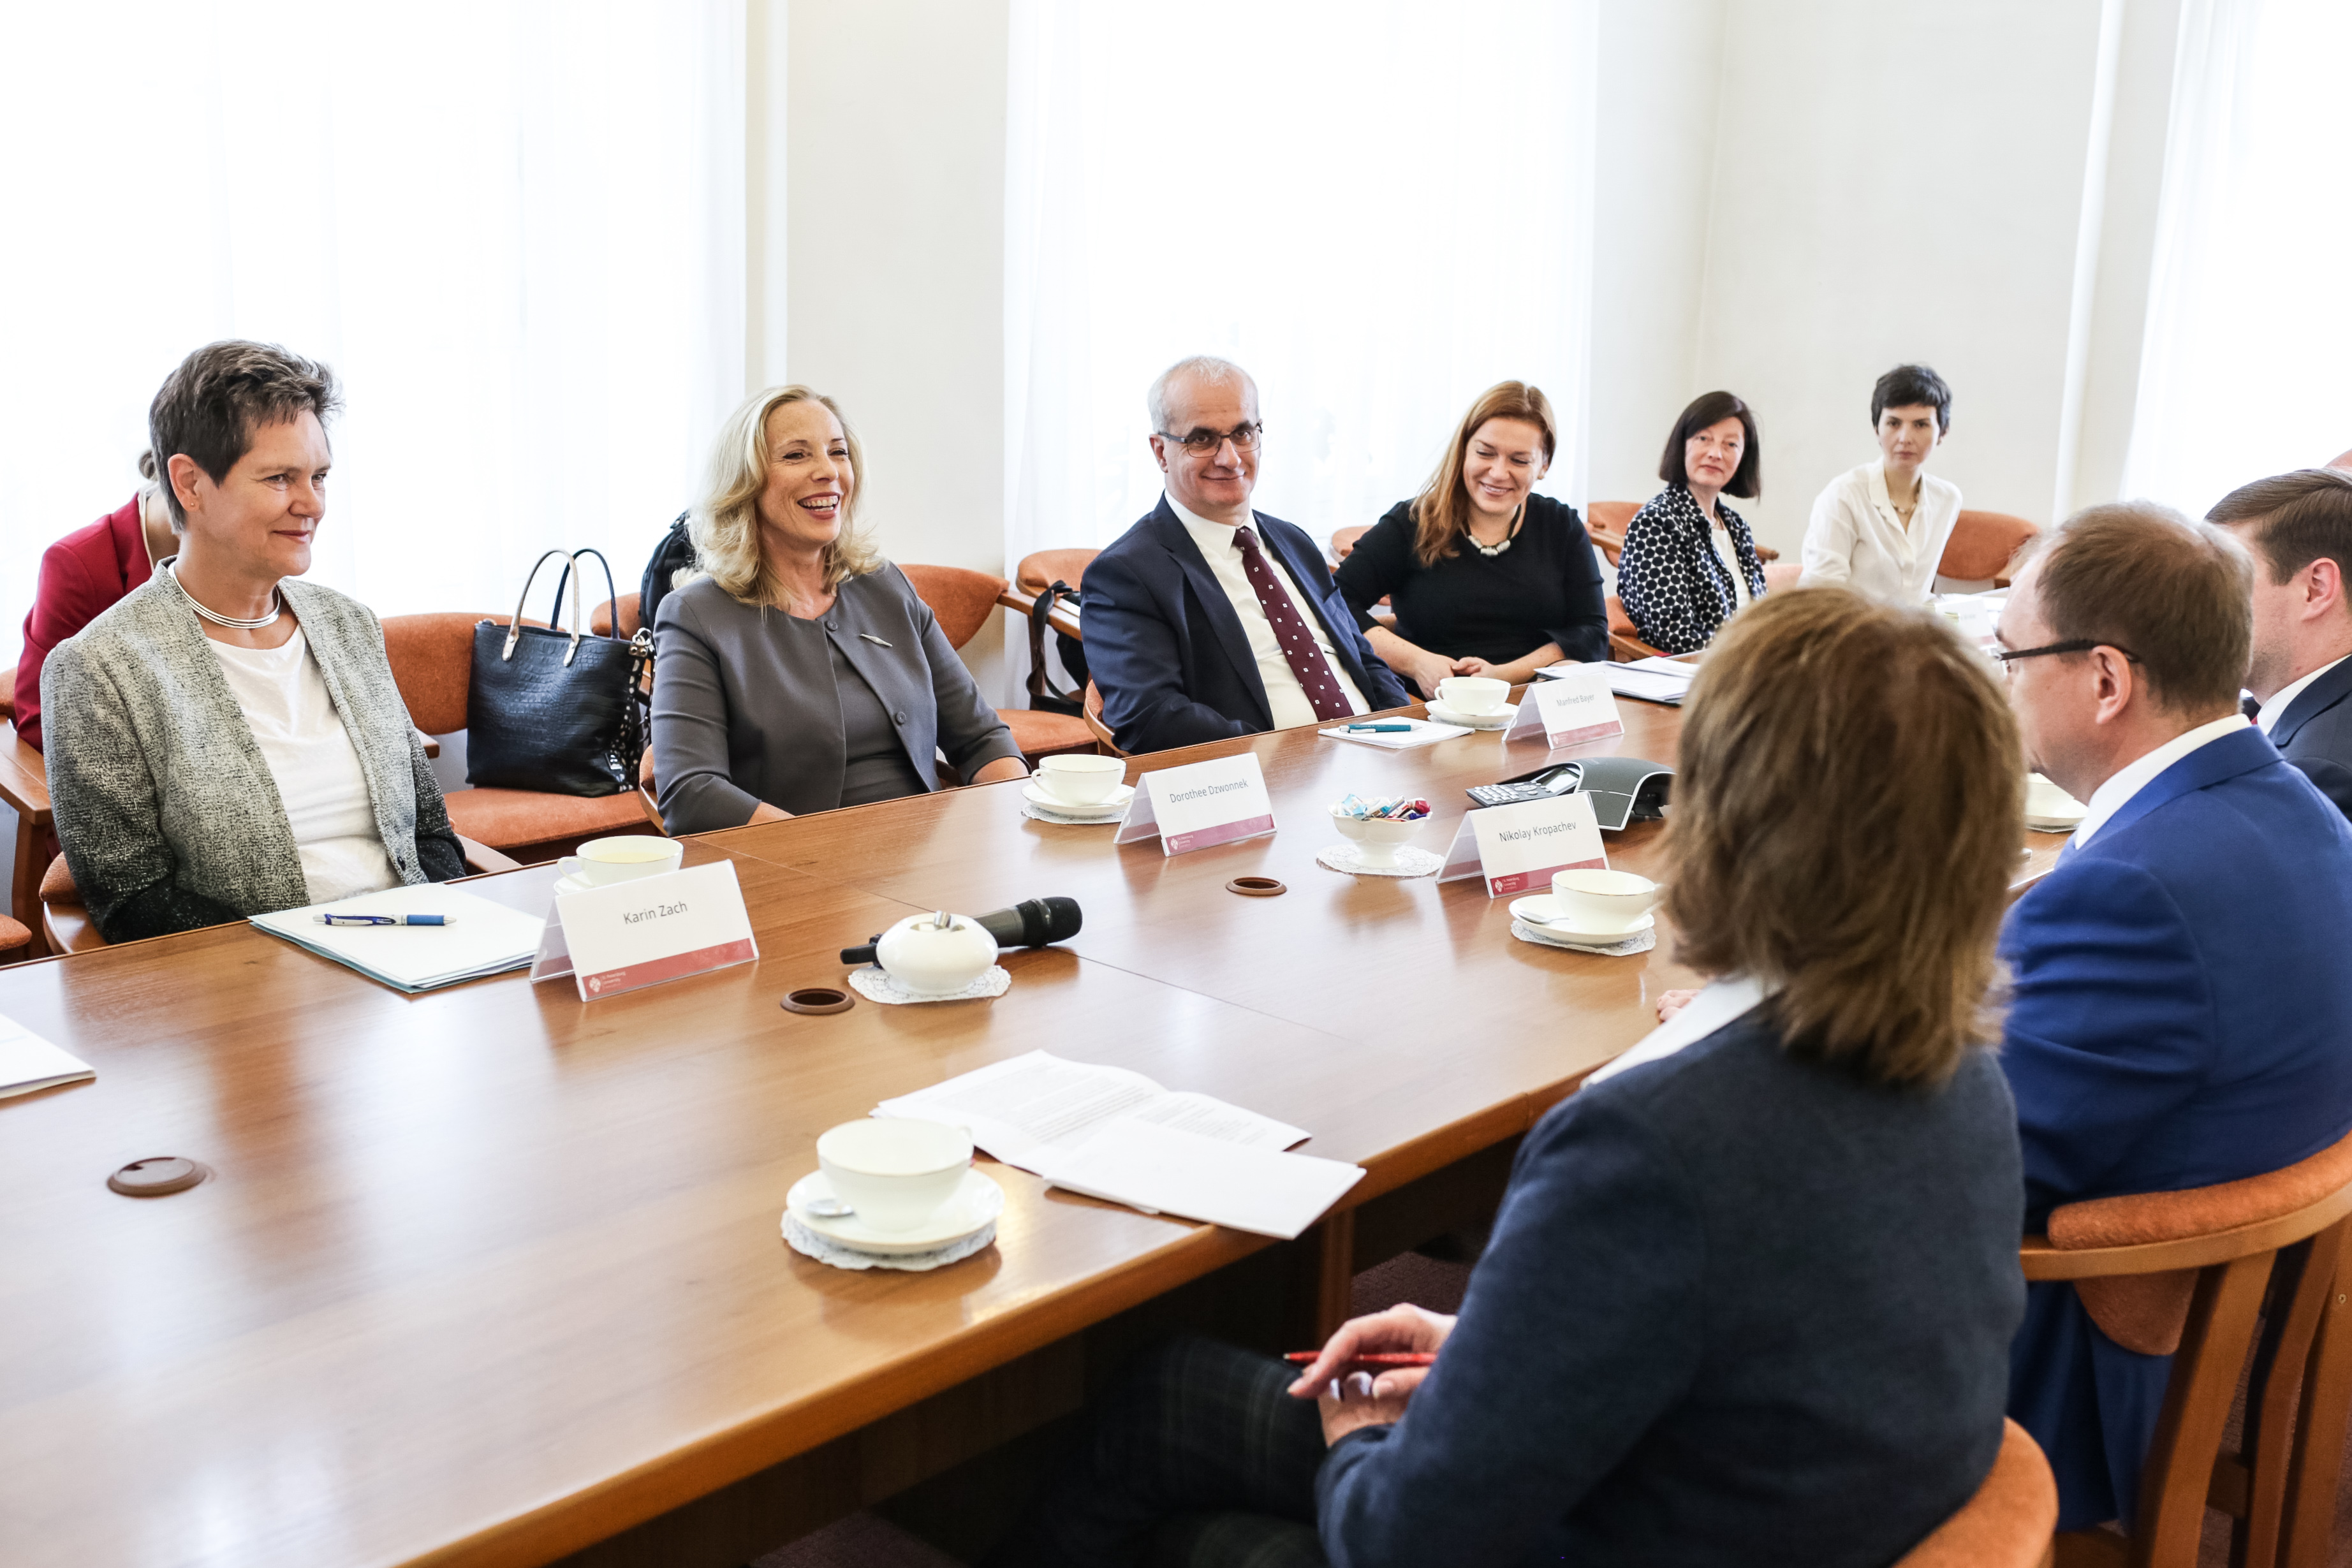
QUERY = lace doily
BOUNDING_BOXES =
[1508,920,1657,958]
[1316,843,1444,879]
[846,964,1013,1005]
[1021,801,1127,826]
[781,1211,999,1271]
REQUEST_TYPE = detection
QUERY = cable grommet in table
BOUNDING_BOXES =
[107,1157,211,1198]
[1226,877,1287,897]
[781,987,856,1016]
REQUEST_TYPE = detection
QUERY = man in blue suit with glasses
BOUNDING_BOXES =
[1994,504,2352,1533]
[1082,356,1409,756]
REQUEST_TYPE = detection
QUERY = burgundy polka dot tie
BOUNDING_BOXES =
[1233,525,1354,721]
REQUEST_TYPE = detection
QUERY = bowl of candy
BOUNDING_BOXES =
[1328,794,1433,869]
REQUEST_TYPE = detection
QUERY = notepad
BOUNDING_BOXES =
[1544,659,1691,705]
[250,885,548,993]
[0,1011,94,1099]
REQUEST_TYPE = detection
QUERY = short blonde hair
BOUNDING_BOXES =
[690,385,880,609]
[1665,588,2022,1087]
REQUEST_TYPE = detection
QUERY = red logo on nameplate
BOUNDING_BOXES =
[580,937,759,999]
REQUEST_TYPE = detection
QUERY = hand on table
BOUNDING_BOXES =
[1407,652,1469,699]
[1288,1301,1456,1444]
[1656,988,1699,1023]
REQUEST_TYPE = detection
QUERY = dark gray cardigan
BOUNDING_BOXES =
[650,564,1022,833]
[41,570,464,942]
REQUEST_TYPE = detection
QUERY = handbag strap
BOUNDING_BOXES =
[504,549,585,668]
[547,548,625,638]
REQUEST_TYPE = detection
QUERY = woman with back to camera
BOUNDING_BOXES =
[651,385,1028,832]
[1616,390,1770,654]
[1334,381,1608,696]
[987,587,2029,1568]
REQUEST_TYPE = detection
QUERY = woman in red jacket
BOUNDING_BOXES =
[15,452,177,750]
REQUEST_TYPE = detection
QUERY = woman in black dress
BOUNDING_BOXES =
[1335,382,1608,696]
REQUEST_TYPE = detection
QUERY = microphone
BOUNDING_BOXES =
[841,896,1083,967]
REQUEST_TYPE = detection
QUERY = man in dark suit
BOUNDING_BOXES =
[1994,504,2352,1530]
[1083,356,1409,755]
[2208,467,2352,819]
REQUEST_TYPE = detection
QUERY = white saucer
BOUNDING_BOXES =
[2026,813,2085,833]
[1426,699,1515,730]
[552,872,593,897]
[1508,895,1657,942]
[784,1167,1004,1256]
[1022,780,1134,818]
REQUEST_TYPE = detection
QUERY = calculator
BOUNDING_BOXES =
[1464,763,1584,809]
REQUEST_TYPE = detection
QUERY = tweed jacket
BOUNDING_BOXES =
[42,569,464,942]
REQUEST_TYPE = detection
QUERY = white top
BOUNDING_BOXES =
[1168,494,1369,728]
[1798,460,1964,603]
[206,629,400,905]
[1587,974,1774,1087]
[1709,524,1753,612]
[2257,655,2349,735]
[2071,714,2249,850]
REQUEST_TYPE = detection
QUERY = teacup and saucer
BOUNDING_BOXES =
[2024,773,2086,832]
[1510,868,1663,948]
[786,1118,1004,1259]
[1425,675,1514,730]
[1024,754,1135,821]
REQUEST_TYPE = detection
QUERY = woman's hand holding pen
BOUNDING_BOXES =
[1286,1301,1456,1445]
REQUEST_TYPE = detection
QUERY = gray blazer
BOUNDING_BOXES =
[43,571,465,942]
[652,565,1023,833]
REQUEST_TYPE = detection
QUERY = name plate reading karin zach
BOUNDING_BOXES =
[1115,752,1277,857]
[1439,792,1608,897]
[531,860,759,1000]
[1506,664,1626,749]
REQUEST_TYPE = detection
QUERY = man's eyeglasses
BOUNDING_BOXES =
[1992,639,2143,677]
[1157,422,1263,456]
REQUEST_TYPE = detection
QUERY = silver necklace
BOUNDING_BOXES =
[1469,507,1523,557]
[170,563,282,631]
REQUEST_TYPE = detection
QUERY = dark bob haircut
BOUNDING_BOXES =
[1871,363,1952,434]
[1658,390,1761,500]
[149,340,341,530]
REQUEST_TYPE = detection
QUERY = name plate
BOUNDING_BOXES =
[1115,752,1277,856]
[531,860,759,1000]
[1506,664,1625,749]
[1438,792,1608,897]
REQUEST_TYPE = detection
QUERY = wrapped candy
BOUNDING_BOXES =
[1332,793,1431,821]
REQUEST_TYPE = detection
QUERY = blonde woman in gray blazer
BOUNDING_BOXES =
[652,386,1026,833]
[43,342,464,943]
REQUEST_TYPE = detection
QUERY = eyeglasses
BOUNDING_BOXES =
[1992,639,2143,677]
[1156,422,1263,456]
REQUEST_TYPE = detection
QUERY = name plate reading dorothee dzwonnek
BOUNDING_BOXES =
[1114,752,1277,856]
[531,860,759,1001]
[1438,791,1608,897]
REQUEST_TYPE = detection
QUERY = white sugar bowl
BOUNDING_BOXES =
[874,911,999,997]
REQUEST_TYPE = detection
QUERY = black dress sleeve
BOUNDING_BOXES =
[1539,499,1611,664]
[1334,503,1420,632]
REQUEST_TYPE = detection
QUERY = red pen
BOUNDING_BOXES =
[1284,1351,1436,1367]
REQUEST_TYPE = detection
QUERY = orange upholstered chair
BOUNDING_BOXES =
[897,564,1095,765]
[589,592,643,639]
[1940,511,2041,587]
[1328,525,1369,562]
[1585,501,1638,566]
[379,612,659,861]
[1895,1419,2058,1568]
[1606,596,1668,663]
[2024,1125,2352,1568]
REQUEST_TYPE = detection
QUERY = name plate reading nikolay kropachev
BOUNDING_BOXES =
[1114,752,1277,856]
[531,860,758,1000]
[1506,664,1626,749]
[1437,791,1609,897]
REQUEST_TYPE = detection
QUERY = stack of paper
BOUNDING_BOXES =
[1545,656,1695,706]
[1318,717,1471,749]
[250,886,549,993]
[0,1011,94,1099]
[874,1050,1365,1240]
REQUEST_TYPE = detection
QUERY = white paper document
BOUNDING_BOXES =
[1543,659,1691,706]
[1041,1119,1367,1240]
[0,1011,94,1099]
[1316,718,1471,750]
[250,885,548,993]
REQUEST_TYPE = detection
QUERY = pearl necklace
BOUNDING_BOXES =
[1469,507,1523,558]
[170,563,283,631]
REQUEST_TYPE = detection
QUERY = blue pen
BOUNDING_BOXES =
[315,913,451,927]
[1347,723,1414,733]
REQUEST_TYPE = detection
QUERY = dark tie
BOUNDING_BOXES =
[2241,692,2263,721]
[1233,525,1355,721]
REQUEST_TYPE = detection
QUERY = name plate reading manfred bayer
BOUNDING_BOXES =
[1115,752,1277,856]
[1439,792,1609,897]
[1506,664,1626,749]
[531,860,759,1001]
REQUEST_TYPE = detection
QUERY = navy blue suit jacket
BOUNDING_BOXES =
[1083,498,1411,755]
[1999,725,2352,1528]
[2270,657,2352,821]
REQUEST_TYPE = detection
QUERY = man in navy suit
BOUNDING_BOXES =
[2208,467,2352,820]
[1994,504,2352,1530]
[1083,356,1410,755]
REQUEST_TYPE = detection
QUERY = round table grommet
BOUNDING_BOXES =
[781,987,856,1016]
[1226,877,1287,897]
[107,1157,211,1198]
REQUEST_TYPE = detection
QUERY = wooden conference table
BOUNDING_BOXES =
[0,691,2066,1568]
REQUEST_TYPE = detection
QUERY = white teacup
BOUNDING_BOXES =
[1550,868,1663,932]
[1038,753,1126,806]
[2025,773,2085,819]
[1436,675,1509,716]
[816,1118,973,1233]
[559,835,684,886]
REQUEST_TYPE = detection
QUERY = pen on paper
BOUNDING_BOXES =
[315,914,452,927]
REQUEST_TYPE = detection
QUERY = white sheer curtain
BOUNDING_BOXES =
[0,1,744,634]
[1004,0,1598,577]
[2121,0,2352,514]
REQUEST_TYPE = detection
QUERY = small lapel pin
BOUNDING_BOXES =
[858,633,893,648]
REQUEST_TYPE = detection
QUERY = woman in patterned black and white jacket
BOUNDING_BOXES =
[1617,392,1770,656]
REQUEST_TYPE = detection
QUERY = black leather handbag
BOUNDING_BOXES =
[466,548,652,796]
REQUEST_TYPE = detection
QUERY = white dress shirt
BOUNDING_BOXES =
[1168,494,1369,728]
[2071,714,2250,850]
[1587,974,1775,1087]
[1798,460,1964,603]
[2256,655,2350,735]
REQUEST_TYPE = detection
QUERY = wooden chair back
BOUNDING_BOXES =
[0,666,13,726]
[1940,511,2040,585]
[900,564,1011,652]
[1606,595,1667,663]
[1329,525,1369,563]
[1896,1419,2058,1567]
[1013,548,1096,597]
[1081,680,1122,756]
[591,592,642,639]
[1585,500,1640,567]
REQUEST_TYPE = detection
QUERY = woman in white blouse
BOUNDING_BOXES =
[1798,363,1962,603]
[44,342,466,942]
